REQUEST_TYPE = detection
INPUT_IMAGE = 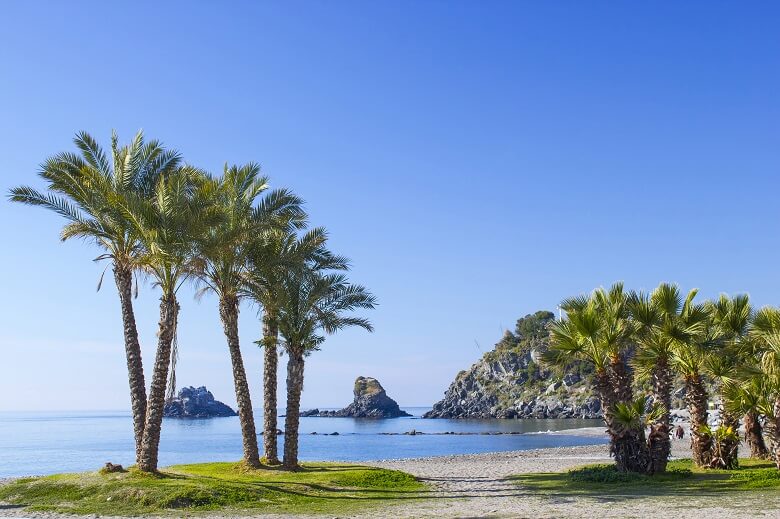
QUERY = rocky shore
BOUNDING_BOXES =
[425,311,602,419]
[163,386,236,419]
[302,376,411,418]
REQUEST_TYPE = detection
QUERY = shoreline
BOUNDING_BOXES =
[0,426,610,480]
[1,423,769,519]
[4,440,774,519]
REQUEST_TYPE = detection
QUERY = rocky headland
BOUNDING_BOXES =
[302,376,411,418]
[424,311,602,419]
[163,386,237,419]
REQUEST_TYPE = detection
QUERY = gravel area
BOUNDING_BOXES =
[2,433,779,518]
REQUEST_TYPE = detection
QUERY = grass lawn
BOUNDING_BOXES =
[0,462,427,516]
[512,458,780,498]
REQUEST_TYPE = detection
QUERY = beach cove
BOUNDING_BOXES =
[3,442,778,519]
[0,410,605,478]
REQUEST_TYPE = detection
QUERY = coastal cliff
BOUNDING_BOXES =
[424,311,601,419]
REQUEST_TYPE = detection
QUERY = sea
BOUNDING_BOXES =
[0,409,606,477]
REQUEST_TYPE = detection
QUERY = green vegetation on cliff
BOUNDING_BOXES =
[425,311,599,418]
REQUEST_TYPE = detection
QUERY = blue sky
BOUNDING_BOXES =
[1,1,779,411]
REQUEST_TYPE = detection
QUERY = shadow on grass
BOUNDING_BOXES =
[510,459,780,504]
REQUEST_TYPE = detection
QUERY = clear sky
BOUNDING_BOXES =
[1,1,779,411]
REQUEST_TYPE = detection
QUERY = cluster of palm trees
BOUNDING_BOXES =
[545,282,780,474]
[9,131,375,472]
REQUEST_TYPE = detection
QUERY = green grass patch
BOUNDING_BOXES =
[512,458,780,498]
[0,462,426,516]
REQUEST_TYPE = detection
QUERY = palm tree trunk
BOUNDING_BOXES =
[137,295,179,472]
[219,295,261,468]
[685,373,712,467]
[647,356,672,474]
[607,356,649,472]
[113,264,147,464]
[744,411,769,459]
[283,348,305,470]
[764,399,780,469]
[595,370,626,469]
[609,355,633,404]
[262,312,279,464]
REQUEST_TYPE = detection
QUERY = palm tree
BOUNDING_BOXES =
[193,164,304,469]
[611,397,665,470]
[724,375,770,459]
[593,283,635,405]
[276,268,376,470]
[749,307,780,468]
[670,301,716,468]
[545,283,647,473]
[242,228,343,464]
[121,167,216,472]
[8,131,180,463]
[629,284,704,473]
[705,294,754,469]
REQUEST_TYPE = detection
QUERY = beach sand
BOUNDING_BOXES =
[2,429,778,519]
[363,440,780,519]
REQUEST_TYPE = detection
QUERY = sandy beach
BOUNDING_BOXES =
[2,429,778,519]
[364,441,780,519]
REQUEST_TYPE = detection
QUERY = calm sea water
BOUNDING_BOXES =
[0,409,606,477]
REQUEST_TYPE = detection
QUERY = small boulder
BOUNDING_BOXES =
[100,462,125,474]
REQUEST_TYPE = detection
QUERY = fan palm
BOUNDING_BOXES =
[629,284,704,473]
[545,283,646,473]
[193,164,304,468]
[243,228,345,464]
[276,268,376,470]
[593,283,635,404]
[611,397,664,472]
[704,294,753,469]
[8,131,180,463]
[722,374,770,460]
[669,301,717,468]
[120,167,217,472]
[748,307,780,468]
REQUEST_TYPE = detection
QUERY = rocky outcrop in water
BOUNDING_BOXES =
[163,386,237,419]
[424,311,602,419]
[303,376,411,418]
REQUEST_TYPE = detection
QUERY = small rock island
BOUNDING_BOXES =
[302,376,411,418]
[163,386,237,419]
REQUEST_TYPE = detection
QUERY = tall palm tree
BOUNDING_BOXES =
[193,164,304,469]
[8,131,180,463]
[121,167,216,472]
[276,268,376,470]
[242,228,343,464]
[629,284,704,474]
[545,283,647,473]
